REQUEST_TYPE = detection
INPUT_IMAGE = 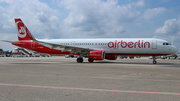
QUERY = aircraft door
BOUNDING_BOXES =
[152,40,157,49]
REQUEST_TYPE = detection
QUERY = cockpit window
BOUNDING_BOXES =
[163,43,171,45]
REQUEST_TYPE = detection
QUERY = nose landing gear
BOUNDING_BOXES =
[152,56,157,64]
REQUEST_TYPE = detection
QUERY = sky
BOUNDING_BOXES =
[0,0,180,52]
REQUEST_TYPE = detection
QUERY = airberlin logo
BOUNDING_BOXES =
[16,21,27,38]
[108,40,150,49]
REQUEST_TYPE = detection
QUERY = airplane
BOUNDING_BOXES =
[2,18,178,64]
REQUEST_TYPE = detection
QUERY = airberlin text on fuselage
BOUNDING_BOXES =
[108,40,150,49]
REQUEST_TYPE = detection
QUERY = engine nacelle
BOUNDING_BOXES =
[88,50,105,60]
[105,55,118,60]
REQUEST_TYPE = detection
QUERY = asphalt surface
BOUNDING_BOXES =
[0,57,180,101]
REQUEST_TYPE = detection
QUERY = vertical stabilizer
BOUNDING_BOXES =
[15,18,35,40]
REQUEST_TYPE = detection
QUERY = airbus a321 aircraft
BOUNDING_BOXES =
[2,18,178,64]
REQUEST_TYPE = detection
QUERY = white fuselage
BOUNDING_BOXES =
[38,38,177,56]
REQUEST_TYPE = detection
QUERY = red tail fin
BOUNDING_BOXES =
[15,18,35,40]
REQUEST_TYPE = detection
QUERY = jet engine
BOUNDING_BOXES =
[88,50,105,60]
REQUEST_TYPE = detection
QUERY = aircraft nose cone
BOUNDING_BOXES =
[172,46,178,54]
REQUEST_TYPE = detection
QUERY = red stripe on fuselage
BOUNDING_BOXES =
[12,41,79,55]
[105,53,170,56]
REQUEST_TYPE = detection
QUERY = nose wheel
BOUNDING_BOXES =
[153,60,157,64]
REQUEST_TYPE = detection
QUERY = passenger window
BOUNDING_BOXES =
[166,43,168,45]
[163,43,165,45]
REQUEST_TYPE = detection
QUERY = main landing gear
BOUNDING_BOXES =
[152,56,157,64]
[76,58,95,63]
[88,59,94,63]
[77,57,83,63]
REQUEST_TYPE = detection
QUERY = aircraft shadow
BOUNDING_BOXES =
[83,61,180,68]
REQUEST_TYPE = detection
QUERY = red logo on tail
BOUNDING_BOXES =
[17,22,27,38]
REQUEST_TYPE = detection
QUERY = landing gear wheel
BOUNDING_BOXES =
[77,58,83,63]
[152,56,157,64]
[153,60,157,64]
[88,59,94,63]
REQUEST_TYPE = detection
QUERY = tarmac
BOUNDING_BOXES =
[0,56,180,101]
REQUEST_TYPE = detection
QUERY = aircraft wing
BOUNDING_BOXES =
[33,40,95,53]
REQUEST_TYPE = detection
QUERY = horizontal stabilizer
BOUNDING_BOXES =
[1,40,25,44]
